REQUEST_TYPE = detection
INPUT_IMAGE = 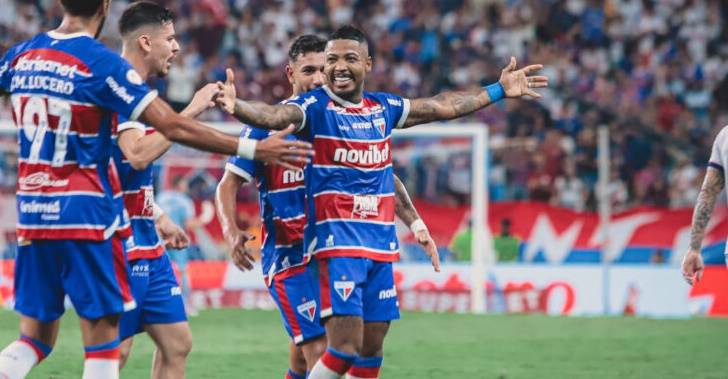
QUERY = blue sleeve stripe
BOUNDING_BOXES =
[708,162,724,172]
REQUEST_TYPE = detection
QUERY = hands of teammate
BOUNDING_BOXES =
[185,83,222,118]
[216,68,236,115]
[415,229,441,272]
[226,229,256,271]
[498,56,549,99]
[156,214,190,250]
[681,249,704,286]
[255,125,314,171]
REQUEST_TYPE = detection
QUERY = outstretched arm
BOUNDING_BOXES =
[216,69,303,130]
[393,175,440,272]
[682,167,724,285]
[403,57,548,128]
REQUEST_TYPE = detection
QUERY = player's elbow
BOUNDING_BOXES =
[127,156,151,171]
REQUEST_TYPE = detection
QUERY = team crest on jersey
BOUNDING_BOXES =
[296,300,317,322]
[126,69,143,85]
[334,281,355,302]
[373,118,386,135]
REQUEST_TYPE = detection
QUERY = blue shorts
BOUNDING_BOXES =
[268,265,326,345]
[316,257,400,323]
[120,254,187,340]
[14,237,135,323]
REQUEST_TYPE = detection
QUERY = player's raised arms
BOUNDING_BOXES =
[402,57,548,128]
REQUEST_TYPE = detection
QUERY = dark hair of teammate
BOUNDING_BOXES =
[119,1,176,37]
[328,25,368,45]
[60,0,104,17]
[288,34,327,62]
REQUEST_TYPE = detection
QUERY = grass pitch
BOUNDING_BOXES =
[0,309,726,378]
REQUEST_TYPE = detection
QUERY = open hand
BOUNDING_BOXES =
[498,57,549,99]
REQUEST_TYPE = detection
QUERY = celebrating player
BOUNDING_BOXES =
[681,126,728,285]
[216,24,547,379]
[0,1,311,378]
[111,2,226,378]
[215,34,439,379]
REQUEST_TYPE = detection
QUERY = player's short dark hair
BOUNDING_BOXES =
[288,35,327,62]
[60,0,104,17]
[119,1,176,37]
[329,25,368,45]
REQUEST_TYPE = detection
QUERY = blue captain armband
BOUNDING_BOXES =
[484,82,505,102]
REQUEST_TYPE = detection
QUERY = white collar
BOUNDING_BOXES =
[47,30,93,40]
[323,85,363,108]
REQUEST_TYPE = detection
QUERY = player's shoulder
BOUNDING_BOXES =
[287,87,327,108]
[713,125,728,146]
[365,91,406,107]
[240,125,272,141]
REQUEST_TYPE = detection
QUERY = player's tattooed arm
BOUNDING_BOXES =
[682,167,724,285]
[231,100,303,131]
[215,68,303,130]
[215,171,256,271]
[394,174,420,226]
[403,57,548,128]
[688,168,724,251]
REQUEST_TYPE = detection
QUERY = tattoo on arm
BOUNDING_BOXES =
[689,168,725,251]
[404,87,491,128]
[394,175,420,226]
[233,100,302,130]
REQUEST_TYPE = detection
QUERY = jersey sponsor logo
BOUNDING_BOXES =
[301,95,317,110]
[142,188,155,216]
[126,69,143,85]
[282,169,304,185]
[351,122,372,130]
[131,263,149,277]
[0,61,8,77]
[171,286,182,296]
[333,144,389,166]
[105,76,135,104]
[334,281,355,302]
[387,98,402,107]
[326,234,334,247]
[18,172,69,191]
[296,300,317,322]
[378,285,397,300]
[14,54,90,78]
[19,200,60,215]
[352,195,379,218]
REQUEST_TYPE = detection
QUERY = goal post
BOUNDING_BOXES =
[393,123,490,314]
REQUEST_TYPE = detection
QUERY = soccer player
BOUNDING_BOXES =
[681,127,728,285]
[215,34,439,379]
[217,25,547,379]
[0,1,311,378]
[111,3,224,377]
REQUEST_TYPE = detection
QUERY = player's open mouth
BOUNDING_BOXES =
[333,73,353,85]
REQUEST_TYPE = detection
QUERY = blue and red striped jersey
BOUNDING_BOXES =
[0,31,157,241]
[112,117,164,260]
[285,86,410,262]
[226,126,307,286]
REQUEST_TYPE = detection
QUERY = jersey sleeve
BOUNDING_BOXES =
[377,92,410,130]
[0,46,18,92]
[90,51,158,122]
[225,126,265,182]
[709,128,728,173]
[114,114,146,137]
[283,92,320,140]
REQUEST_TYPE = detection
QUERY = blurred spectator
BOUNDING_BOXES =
[449,218,472,262]
[493,218,519,262]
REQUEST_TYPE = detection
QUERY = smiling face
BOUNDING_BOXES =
[324,39,372,102]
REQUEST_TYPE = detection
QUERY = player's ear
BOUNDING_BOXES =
[285,64,295,86]
[365,55,373,73]
[137,34,152,53]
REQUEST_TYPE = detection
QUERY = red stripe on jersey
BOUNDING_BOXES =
[273,216,305,246]
[264,163,305,191]
[326,98,385,115]
[314,193,395,223]
[314,136,390,170]
[17,161,104,194]
[14,95,104,135]
[123,189,154,217]
[268,264,307,283]
[315,248,399,262]
[112,236,135,309]
[274,280,303,340]
[116,224,132,239]
[348,365,381,378]
[127,244,165,261]
[17,227,105,241]
[13,48,92,75]
[318,259,332,315]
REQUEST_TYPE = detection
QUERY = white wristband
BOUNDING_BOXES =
[152,203,165,220]
[237,138,258,160]
[410,219,428,234]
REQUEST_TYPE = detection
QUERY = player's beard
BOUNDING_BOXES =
[94,16,106,39]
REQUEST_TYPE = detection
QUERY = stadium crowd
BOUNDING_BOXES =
[1,0,728,212]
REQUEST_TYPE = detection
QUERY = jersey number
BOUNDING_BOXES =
[11,95,72,167]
